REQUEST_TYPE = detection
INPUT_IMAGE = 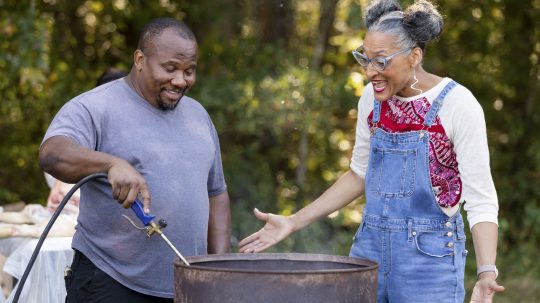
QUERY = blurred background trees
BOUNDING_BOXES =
[1,0,539,300]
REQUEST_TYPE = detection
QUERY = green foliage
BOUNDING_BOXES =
[1,0,540,299]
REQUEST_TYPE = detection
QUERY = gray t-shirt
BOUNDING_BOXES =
[42,78,227,298]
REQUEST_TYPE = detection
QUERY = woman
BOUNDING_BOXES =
[239,0,504,302]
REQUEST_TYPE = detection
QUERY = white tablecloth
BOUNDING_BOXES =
[1,237,73,303]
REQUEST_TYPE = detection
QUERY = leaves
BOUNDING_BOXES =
[0,2,539,299]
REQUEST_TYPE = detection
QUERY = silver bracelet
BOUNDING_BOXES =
[477,264,498,279]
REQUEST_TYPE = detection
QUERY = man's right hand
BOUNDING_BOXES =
[40,136,152,213]
[238,208,295,253]
[107,159,151,213]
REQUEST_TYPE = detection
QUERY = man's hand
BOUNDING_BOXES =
[470,273,505,303]
[107,159,151,213]
[238,208,295,253]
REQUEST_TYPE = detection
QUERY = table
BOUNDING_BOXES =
[1,237,73,303]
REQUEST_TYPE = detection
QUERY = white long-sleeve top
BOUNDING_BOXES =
[350,77,498,229]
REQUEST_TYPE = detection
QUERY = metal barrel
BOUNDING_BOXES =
[174,253,378,303]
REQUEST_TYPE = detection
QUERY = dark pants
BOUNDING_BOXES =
[65,250,173,303]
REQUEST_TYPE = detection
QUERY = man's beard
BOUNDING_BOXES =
[157,90,185,111]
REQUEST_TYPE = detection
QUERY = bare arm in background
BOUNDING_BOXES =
[39,135,151,212]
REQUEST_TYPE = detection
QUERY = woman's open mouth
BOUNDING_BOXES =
[372,80,387,93]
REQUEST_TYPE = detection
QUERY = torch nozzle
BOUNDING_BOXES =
[129,199,190,266]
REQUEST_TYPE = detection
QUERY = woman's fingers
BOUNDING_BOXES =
[238,232,259,248]
[240,239,271,253]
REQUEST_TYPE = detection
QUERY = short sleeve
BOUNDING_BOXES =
[206,118,227,197]
[41,97,98,151]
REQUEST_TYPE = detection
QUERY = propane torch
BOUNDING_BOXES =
[129,199,190,266]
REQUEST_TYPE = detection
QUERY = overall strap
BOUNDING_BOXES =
[372,100,382,124]
[423,80,457,127]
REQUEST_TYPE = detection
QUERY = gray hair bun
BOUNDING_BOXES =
[403,1,443,46]
[364,0,402,29]
[364,0,444,49]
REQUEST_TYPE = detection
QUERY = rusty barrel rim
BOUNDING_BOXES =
[174,253,378,275]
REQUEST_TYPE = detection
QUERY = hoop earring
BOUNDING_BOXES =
[410,69,423,95]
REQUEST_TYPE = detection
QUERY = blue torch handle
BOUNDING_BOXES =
[130,199,155,226]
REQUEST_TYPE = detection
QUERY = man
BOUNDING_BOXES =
[39,18,231,302]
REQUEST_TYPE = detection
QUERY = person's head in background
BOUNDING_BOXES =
[96,67,126,87]
[127,18,198,111]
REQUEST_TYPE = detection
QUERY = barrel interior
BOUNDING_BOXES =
[187,259,368,271]
[176,253,378,273]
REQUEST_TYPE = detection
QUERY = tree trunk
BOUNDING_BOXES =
[296,0,339,189]
[256,0,294,46]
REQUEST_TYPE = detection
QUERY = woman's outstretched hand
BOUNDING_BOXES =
[470,274,504,303]
[238,208,295,253]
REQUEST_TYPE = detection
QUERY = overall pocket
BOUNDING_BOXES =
[368,147,417,197]
[412,230,455,258]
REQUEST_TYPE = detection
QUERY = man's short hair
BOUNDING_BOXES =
[137,18,196,55]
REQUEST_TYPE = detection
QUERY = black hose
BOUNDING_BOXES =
[12,172,108,303]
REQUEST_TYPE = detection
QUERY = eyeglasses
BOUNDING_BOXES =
[351,47,413,71]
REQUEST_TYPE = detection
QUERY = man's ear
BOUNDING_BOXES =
[134,49,144,71]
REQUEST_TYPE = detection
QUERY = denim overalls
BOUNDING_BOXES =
[350,81,467,303]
